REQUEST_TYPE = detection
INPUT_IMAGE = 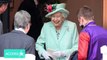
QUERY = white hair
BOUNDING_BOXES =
[14,10,31,29]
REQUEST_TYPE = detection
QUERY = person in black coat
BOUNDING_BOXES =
[18,0,43,41]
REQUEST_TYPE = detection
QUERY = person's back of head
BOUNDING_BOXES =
[77,5,94,20]
[14,10,31,33]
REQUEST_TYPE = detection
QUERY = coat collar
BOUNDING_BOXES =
[15,28,26,34]
[85,21,96,28]
[11,30,26,35]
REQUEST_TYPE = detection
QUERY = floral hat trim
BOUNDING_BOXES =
[46,4,57,13]
[45,3,69,18]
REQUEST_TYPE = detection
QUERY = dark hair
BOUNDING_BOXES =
[77,5,94,20]
[0,0,9,7]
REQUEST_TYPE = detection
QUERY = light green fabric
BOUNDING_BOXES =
[36,20,78,60]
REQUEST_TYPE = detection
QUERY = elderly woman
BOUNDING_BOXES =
[36,3,78,60]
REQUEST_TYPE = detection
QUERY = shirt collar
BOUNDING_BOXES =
[85,21,96,28]
[15,28,26,34]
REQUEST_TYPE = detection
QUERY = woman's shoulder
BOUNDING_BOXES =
[43,21,52,28]
[44,21,52,25]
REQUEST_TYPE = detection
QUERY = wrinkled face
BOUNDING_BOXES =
[51,12,64,27]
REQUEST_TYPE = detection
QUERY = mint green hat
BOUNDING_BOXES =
[45,3,69,18]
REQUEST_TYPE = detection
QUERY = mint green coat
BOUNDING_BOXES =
[36,20,78,60]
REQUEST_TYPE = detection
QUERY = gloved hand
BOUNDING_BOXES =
[42,51,52,60]
[52,51,66,58]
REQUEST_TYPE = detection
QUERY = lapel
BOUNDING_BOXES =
[59,20,68,41]
[49,22,57,41]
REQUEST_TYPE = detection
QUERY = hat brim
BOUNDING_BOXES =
[45,8,69,18]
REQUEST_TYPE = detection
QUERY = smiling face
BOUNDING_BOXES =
[51,12,64,29]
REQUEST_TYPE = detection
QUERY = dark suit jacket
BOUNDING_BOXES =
[0,30,35,57]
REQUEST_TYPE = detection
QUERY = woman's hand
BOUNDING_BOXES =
[52,51,66,58]
[42,51,52,60]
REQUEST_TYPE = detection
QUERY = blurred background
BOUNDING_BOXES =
[1,0,107,33]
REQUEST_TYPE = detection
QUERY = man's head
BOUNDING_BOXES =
[14,10,31,33]
[77,6,94,28]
